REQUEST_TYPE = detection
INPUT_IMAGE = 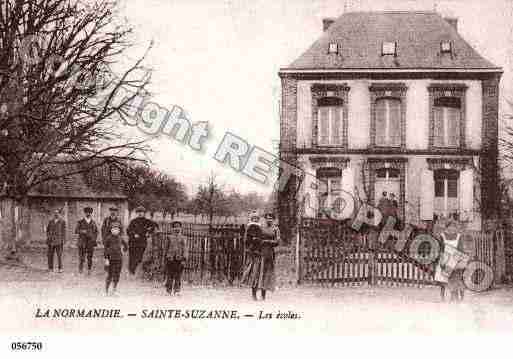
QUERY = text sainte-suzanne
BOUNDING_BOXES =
[35,308,301,320]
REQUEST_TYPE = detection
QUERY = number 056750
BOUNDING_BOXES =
[11,342,43,351]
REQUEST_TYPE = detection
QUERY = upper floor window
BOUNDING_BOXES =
[318,97,344,146]
[433,97,461,148]
[311,84,350,149]
[375,98,401,147]
[428,84,467,149]
[369,83,407,149]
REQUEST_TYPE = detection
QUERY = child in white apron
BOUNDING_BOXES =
[435,223,469,301]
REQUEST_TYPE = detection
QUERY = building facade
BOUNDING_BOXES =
[0,162,128,248]
[278,11,502,239]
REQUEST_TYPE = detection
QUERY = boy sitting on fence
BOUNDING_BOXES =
[164,221,188,295]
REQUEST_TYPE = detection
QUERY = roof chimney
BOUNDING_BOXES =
[444,17,458,31]
[323,18,336,32]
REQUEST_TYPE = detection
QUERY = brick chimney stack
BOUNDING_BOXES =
[323,18,335,32]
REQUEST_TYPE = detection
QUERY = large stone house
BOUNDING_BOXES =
[278,11,502,239]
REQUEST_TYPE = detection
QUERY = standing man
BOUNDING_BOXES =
[389,193,400,228]
[127,206,158,277]
[164,221,188,295]
[75,207,99,275]
[46,209,66,273]
[101,206,127,296]
[377,191,389,216]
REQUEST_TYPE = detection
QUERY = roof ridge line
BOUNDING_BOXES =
[341,10,439,15]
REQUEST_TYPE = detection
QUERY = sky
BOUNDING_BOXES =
[115,0,513,196]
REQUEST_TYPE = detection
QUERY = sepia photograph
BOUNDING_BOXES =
[1,0,513,356]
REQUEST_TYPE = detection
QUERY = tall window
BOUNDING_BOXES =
[318,97,344,146]
[316,167,342,217]
[375,98,401,147]
[433,97,461,147]
[434,169,459,218]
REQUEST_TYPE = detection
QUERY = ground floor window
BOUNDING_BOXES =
[316,167,342,218]
[434,169,459,219]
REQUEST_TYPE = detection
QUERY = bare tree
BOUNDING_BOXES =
[0,0,152,258]
[193,173,227,230]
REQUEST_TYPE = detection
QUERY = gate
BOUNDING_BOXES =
[299,218,372,285]
[298,218,438,287]
[145,222,245,285]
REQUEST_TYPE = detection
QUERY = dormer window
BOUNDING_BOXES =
[440,40,452,53]
[382,41,397,56]
[328,42,339,54]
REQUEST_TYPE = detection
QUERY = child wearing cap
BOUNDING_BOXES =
[101,206,127,296]
[164,221,188,295]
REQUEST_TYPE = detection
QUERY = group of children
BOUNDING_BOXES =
[49,205,285,298]
[101,207,187,296]
[47,205,187,297]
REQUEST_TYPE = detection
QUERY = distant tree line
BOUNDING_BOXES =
[99,167,269,222]
[186,173,268,223]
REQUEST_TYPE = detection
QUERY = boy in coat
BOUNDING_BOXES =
[46,209,66,273]
[164,221,188,295]
[75,207,99,275]
[101,207,127,296]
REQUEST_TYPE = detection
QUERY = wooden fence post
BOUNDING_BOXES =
[296,230,301,285]
[495,230,506,284]
[368,231,376,286]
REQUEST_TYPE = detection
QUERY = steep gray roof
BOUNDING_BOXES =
[285,11,500,71]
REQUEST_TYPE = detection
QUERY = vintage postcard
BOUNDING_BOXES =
[1,0,513,356]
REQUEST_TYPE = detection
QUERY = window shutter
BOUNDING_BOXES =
[375,100,386,146]
[389,99,401,146]
[331,107,342,145]
[420,169,434,220]
[433,107,444,147]
[459,168,473,221]
[448,107,460,147]
[302,192,316,218]
[341,167,354,195]
[340,167,355,219]
[318,107,329,145]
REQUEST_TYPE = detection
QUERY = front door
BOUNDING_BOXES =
[374,168,401,213]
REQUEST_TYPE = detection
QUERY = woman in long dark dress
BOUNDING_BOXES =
[259,213,280,300]
[241,214,264,300]
[241,213,279,300]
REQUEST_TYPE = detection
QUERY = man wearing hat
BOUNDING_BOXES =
[46,209,66,273]
[75,207,99,275]
[164,221,188,295]
[127,206,158,276]
[101,206,127,296]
